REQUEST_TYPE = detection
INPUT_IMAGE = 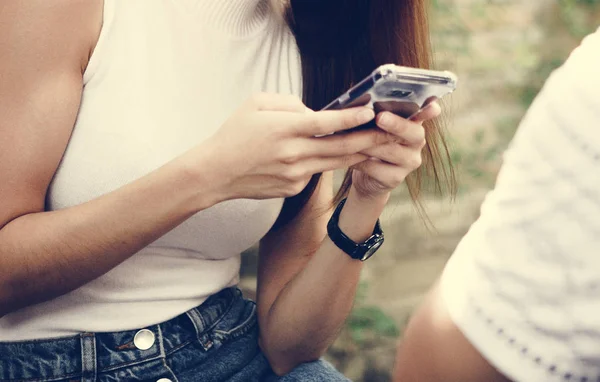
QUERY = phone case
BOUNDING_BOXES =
[322,64,458,120]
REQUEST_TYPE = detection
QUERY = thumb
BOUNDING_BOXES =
[410,101,442,123]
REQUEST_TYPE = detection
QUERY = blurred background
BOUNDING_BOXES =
[241,0,600,380]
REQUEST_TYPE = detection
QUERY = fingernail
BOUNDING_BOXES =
[357,109,375,124]
[378,112,392,127]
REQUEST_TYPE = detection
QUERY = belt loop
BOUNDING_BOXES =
[185,308,214,351]
[80,333,97,382]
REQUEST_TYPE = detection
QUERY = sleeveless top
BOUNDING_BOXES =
[0,0,301,341]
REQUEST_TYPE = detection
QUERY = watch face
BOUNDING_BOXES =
[360,238,384,261]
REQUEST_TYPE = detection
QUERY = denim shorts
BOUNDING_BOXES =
[0,288,350,381]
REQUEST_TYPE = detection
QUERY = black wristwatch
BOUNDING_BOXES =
[327,198,385,261]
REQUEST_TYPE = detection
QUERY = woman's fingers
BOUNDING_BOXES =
[352,158,413,189]
[360,142,423,169]
[305,153,370,174]
[301,128,393,158]
[375,112,426,147]
[410,101,442,122]
[277,114,424,163]
[269,106,375,136]
[307,107,375,136]
[252,94,376,136]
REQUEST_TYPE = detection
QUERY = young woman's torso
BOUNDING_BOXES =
[0,0,301,341]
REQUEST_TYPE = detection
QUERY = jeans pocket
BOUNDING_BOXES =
[211,299,258,346]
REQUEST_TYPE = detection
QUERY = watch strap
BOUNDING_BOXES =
[327,198,383,260]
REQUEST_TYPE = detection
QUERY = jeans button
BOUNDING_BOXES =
[133,329,155,350]
[157,379,173,382]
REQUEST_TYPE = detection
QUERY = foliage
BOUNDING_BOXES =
[559,0,600,38]
[427,0,600,190]
[347,282,399,345]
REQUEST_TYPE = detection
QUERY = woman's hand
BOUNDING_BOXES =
[351,102,442,200]
[191,93,391,202]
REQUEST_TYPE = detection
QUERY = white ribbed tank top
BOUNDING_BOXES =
[0,0,301,341]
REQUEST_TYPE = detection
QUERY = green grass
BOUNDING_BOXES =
[347,282,399,345]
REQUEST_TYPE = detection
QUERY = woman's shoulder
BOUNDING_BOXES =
[1,0,103,74]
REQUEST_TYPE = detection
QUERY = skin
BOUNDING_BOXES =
[257,104,440,374]
[393,280,512,382]
[0,0,438,375]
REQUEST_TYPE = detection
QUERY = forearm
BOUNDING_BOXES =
[261,189,389,374]
[0,150,221,316]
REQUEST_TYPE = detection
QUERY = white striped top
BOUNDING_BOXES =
[441,27,600,382]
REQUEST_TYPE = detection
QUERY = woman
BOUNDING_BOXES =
[0,0,452,380]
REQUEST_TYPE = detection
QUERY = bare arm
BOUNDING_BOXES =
[256,98,446,376]
[257,172,388,375]
[0,0,224,316]
[393,280,511,382]
[256,102,447,375]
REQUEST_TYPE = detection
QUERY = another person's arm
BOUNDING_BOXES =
[394,280,511,382]
[394,27,600,382]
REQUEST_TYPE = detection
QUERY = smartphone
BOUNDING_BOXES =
[322,64,458,126]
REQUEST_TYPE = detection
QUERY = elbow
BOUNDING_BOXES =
[266,353,321,377]
[0,274,22,318]
[259,335,322,376]
[0,296,11,319]
[270,361,296,378]
[0,291,13,319]
[0,279,9,318]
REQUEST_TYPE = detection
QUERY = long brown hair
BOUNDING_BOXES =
[272,0,455,230]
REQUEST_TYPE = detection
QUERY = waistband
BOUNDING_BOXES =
[0,287,243,381]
